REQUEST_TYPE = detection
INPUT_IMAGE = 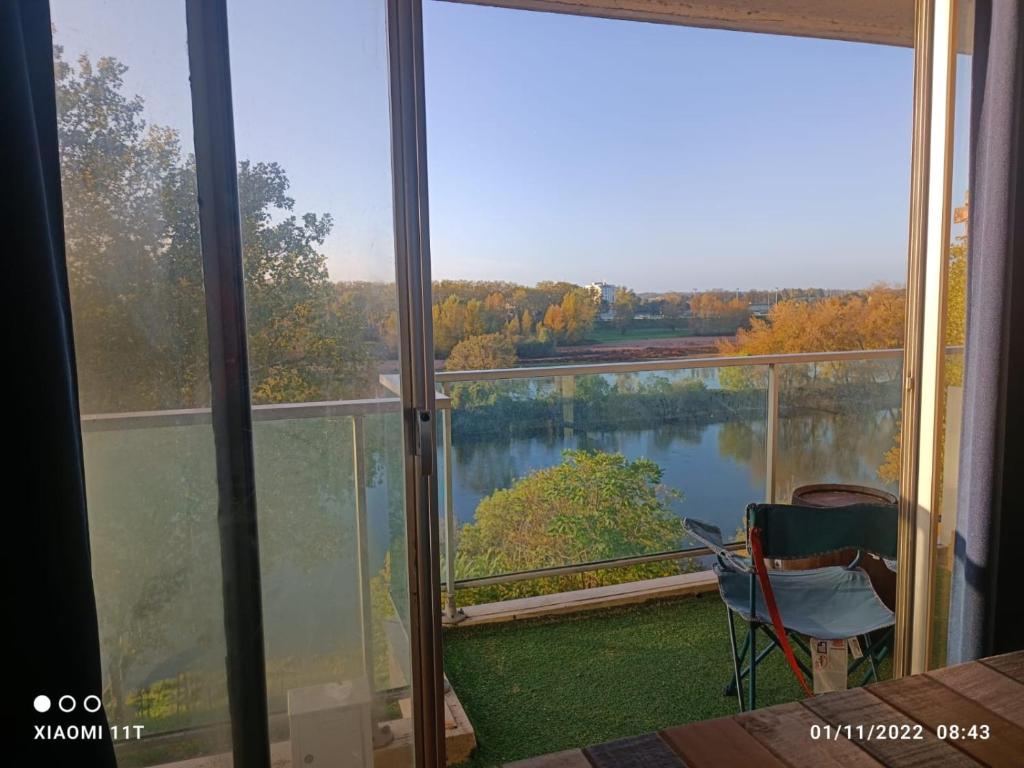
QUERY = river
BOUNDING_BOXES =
[447,409,900,545]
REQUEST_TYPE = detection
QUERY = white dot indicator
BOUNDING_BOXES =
[34,695,51,713]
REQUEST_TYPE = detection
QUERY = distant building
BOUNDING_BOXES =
[587,281,617,305]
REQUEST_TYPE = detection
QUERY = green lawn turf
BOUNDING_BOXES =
[585,326,693,344]
[443,594,891,767]
[930,564,952,670]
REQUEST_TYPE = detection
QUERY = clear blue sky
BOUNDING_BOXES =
[52,0,969,293]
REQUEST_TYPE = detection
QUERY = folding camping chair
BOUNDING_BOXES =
[683,502,897,710]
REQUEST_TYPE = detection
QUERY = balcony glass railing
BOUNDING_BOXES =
[81,400,415,750]
[431,349,903,615]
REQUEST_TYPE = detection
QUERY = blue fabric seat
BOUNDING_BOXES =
[716,563,895,640]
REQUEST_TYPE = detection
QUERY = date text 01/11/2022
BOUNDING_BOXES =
[809,724,992,741]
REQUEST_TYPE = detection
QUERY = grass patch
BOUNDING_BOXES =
[930,564,952,669]
[444,594,891,766]
[586,327,693,344]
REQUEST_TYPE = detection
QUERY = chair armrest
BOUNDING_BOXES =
[683,518,750,573]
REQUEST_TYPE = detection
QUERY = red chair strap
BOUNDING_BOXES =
[748,526,814,697]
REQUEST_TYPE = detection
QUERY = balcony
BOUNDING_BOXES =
[82,348,906,767]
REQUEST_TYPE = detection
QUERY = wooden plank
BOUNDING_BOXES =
[980,650,1024,683]
[661,716,788,768]
[584,734,685,767]
[443,684,478,765]
[398,698,454,731]
[455,571,719,627]
[372,716,413,768]
[504,749,591,768]
[399,687,474,764]
[928,661,1024,728]
[870,674,1024,767]
[736,701,883,768]
[803,687,980,767]
[465,571,717,614]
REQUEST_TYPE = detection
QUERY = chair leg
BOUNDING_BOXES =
[725,607,745,711]
[749,621,757,711]
[789,633,810,657]
[864,635,879,682]
[727,639,779,689]
[853,628,894,686]
[760,625,812,678]
[847,638,873,683]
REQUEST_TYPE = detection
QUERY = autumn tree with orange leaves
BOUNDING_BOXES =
[719,286,906,356]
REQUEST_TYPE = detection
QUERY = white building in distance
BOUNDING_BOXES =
[587,281,617,305]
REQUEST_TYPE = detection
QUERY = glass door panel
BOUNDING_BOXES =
[50,0,234,762]
[226,0,423,764]
[52,0,436,765]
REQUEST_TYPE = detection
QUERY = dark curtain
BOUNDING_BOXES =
[949,0,1024,663]
[5,1,117,764]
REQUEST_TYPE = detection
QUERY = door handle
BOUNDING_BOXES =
[415,408,434,476]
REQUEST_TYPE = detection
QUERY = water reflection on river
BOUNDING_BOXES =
[450,409,899,540]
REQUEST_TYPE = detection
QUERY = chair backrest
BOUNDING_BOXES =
[745,502,897,560]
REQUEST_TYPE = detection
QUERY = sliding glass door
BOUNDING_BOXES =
[51,0,441,765]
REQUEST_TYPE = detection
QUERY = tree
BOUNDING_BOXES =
[719,286,905,356]
[520,308,534,336]
[612,288,639,334]
[483,290,506,318]
[463,298,486,337]
[661,292,687,330]
[57,51,201,412]
[445,334,518,409]
[690,292,750,335]
[560,288,598,343]
[504,315,521,337]
[717,286,906,404]
[335,281,401,357]
[237,159,372,403]
[543,304,568,340]
[445,333,517,371]
[55,48,372,412]
[456,451,686,602]
[432,295,466,356]
[534,280,579,309]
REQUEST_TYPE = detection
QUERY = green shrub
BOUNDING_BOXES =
[455,450,692,604]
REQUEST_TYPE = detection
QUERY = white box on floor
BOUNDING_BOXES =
[287,678,373,768]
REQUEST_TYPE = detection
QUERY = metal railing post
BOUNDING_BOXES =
[765,363,779,504]
[561,374,575,440]
[441,386,462,622]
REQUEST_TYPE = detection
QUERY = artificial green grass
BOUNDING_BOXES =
[930,565,952,670]
[444,594,891,767]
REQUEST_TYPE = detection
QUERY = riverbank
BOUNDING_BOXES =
[522,334,731,365]
[375,333,735,374]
